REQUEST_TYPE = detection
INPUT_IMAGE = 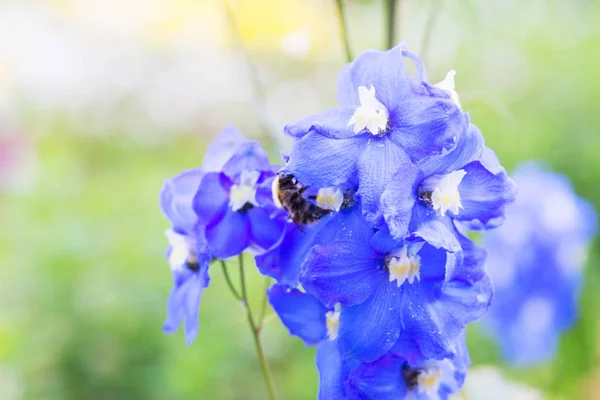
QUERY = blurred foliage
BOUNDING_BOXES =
[1,0,600,399]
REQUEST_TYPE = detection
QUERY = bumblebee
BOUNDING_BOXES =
[185,254,200,272]
[272,173,331,226]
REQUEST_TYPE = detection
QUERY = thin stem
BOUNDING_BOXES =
[257,275,271,331]
[334,0,353,62]
[421,0,442,65]
[239,255,278,400]
[384,0,398,50]
[220,260,242,301]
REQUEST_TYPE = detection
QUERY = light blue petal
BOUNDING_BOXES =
[193,172,229,227]
[205,209,250,259]
[412,205,461,252]
[221,141,271,181]
[201,125,248,172]
[284,107,356,139]
[160,168,204,235]
[380,162,421,239]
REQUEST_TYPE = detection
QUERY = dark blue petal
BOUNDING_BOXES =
[222,141,271,181]
[316,341,347,400]
[357,138,411,227]
[193,172,229,227]
[247,207,286,253]
[284,107,356,139]
[380,162,421,239]
[455,161,517,228]
[389,96,465,161]
[412,204,461,252]
[419,122,484,178]
[418,243,448,282]
[336,45,411,110]
[338,279,402,362]
[301,241,382,308]
[345,353,408,400]
[201,125,248,172]
[286,131,366,187]
[160,168,204,235]
[267,284,328,345]
[205,209,249,259]
[369,228,400,255]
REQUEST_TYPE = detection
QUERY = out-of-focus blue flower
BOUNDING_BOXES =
[345,333,470,400]
[298,209,492,362]
[283,45,467,228]
[482,163,596,365]
[193,133,287,259]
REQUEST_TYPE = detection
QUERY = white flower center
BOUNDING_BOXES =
[417,367,443,396]
[431,170,467,217]
[348,85,389,135]
[388,243,424,287]
[325,304,342,341]
[434,69,461,109]
[165,229,191,271]
[229,169,260,211]
[316,187,344,211]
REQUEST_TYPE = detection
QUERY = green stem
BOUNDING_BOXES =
[334,0,353,62]
[385,0,398,50]
[220,260,242,301]
[257,275,271,331]
[239,255,278,400]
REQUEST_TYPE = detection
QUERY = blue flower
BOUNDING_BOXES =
[160,168,212,345]
[283,45,467,228]
[193,134,287,259]
[299,209,492,362]
[345,333,470,400]
[481,163,596,365]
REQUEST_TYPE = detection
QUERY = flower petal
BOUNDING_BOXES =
[247,207,286,253]
[412,204,461,252]
[205,209,250,258]
[201,125,248,172]
[268,284,328,345]
[286,131,365,187]
[160,168,205,235]
[338,279,402,362]
[221,141,271,181]
[300,241,382,308]
[284,107,356,139]
[357,138,411,227]
[316,341,347,400]
[345,354,408,400]
[380,162,421,239]
[193,172,230,227]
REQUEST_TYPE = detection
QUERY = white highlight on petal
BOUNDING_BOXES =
[434,70,461,109]
[165,228,190,271]
[417,359,456,398]
[388,243,424,287]
[431,170,467,217]
[325,303,342,341]
[348,85,389,135]
[229,169,260,211]
[316,187,344,212]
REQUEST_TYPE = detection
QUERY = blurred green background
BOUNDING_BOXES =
[1,0,600,399]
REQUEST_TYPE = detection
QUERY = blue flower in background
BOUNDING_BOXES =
[283,45,466,227]
[298,209,492,363]
[193,132,287,259]
[482,163,596,365]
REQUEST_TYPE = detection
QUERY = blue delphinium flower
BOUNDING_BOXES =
[192,135,287,259]
[283,44,466,227]
[482,163,596,365]
[298,208,492,363]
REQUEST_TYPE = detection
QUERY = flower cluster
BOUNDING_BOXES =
[160,126,287,344]
[259,44,516,398]
[482,163,596,365]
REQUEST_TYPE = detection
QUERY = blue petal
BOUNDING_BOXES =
[338,279,402,362]
[345,354,408,400]
[221,141,271,181]
[160,168,204,235]
[316,341,347,400]
[336,45,411,110]
[369,228,400,254]
[418,243,448,282]
[201,125,248,172]
[301,241,382,308]
[284,107,356,139]
[163,263,210,345]
[247,207,286,253]
[193,172,229,227]
[389,96,465,161]
[419,122,484,178]
[412,204,461,252]
[455,161,517,228]
[267,284,328,345]
[205,209,250,259]
[286,130,366,187]
[357,138,411,227]
[380,162,421,239]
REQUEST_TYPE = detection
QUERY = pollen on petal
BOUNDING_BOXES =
[431,169,467,216]
[348,85,389,136]
[417,368,443,396]
[387,244,422,287]
[325,304,342,341]
[316,187,344,211]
